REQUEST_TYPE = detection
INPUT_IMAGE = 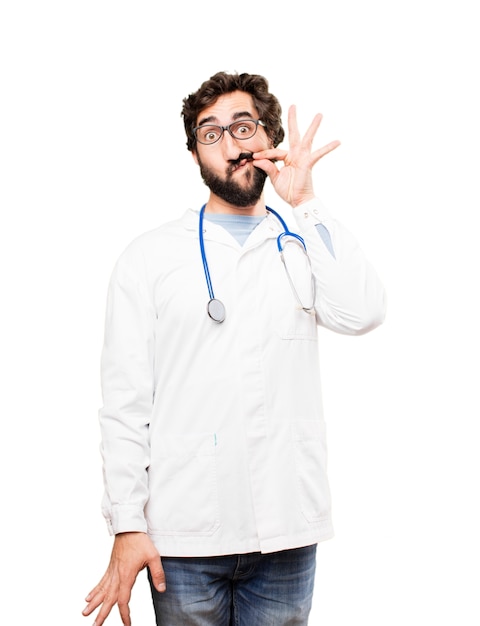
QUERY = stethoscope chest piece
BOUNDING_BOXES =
[207,298,226,323]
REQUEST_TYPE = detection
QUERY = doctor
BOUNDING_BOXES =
[83,71,386,626]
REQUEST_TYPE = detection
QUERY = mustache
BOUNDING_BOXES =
[229,152,277,170]
[229,152,255,168]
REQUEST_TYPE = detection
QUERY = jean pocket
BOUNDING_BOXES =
[146,432,220,536]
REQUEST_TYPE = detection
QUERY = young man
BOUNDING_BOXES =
[83,71,386,626]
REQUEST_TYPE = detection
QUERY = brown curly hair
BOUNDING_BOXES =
[181,71,285,152]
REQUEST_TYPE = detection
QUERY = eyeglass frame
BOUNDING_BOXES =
[193,119,266,145]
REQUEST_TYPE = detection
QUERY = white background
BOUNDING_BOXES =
[1,1,479,624]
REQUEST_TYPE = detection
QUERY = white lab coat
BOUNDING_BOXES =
[99,198,386,556]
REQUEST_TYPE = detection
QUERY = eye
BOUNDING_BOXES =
[198,126,221,143]
[232,121,255,137]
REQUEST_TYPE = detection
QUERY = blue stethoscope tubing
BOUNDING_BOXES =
[199,204,315,323]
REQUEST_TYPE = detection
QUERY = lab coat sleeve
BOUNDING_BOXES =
[98,246,155,535]
[293,198,386,335]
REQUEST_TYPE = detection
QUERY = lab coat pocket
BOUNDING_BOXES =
[146,432,219,536]
[293,419,331,523]
[278,308,318,340]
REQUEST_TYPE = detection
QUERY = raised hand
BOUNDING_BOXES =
[253,105,340,207]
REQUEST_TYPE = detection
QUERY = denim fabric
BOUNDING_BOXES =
[148,545,317,625]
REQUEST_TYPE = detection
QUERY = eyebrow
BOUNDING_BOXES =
[197,110,255,127]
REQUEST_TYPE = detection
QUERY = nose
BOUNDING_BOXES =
[220,129,245,160]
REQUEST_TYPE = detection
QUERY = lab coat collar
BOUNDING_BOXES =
[181,208,283,248]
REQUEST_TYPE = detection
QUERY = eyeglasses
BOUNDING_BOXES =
[193,119,266,145]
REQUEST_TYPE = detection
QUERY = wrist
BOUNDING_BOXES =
[291,194,316,208]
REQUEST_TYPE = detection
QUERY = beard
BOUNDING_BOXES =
[197,153,268,208]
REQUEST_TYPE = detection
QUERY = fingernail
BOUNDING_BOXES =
[158,583,166,592]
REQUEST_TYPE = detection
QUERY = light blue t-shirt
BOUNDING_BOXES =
[205,214,264,246]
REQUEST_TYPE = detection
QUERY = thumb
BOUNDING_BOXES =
[252,156,278,179]
[149,556,166,593]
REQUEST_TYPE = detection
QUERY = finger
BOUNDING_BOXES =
[116,566,140,625]
[82,598,99,617]
[84,572,109,602]
[287,105,300,144]
[88,590,118,626]
[91,568,135,626]
[253,148,287,161]
[82,569,121,622]
[310,139,341,165]
[302,113,323,147]
[251,158,280,183]
[149,556,167,593]
[83,584,107,616]
[84,588,98,604]
[117,591,133,626]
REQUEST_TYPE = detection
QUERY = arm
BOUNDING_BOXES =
[253,106,386,334]
[292,197,386,334]
[83,250,165,625]
[99,252,154,534]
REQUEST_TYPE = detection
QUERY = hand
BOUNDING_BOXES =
[82,532,165,626]
[253,105,340,207]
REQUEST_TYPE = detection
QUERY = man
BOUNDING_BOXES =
[83,71,386,625]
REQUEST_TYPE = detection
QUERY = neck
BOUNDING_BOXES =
[204,192,267,216]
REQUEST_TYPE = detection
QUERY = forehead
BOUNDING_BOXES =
[197,91,258,125]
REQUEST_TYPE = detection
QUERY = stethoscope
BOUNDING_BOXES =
[199,204,316,323]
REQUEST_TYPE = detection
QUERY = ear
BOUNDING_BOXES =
[192,150,199,165]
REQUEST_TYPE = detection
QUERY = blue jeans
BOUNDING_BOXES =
[148,545,317,625]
